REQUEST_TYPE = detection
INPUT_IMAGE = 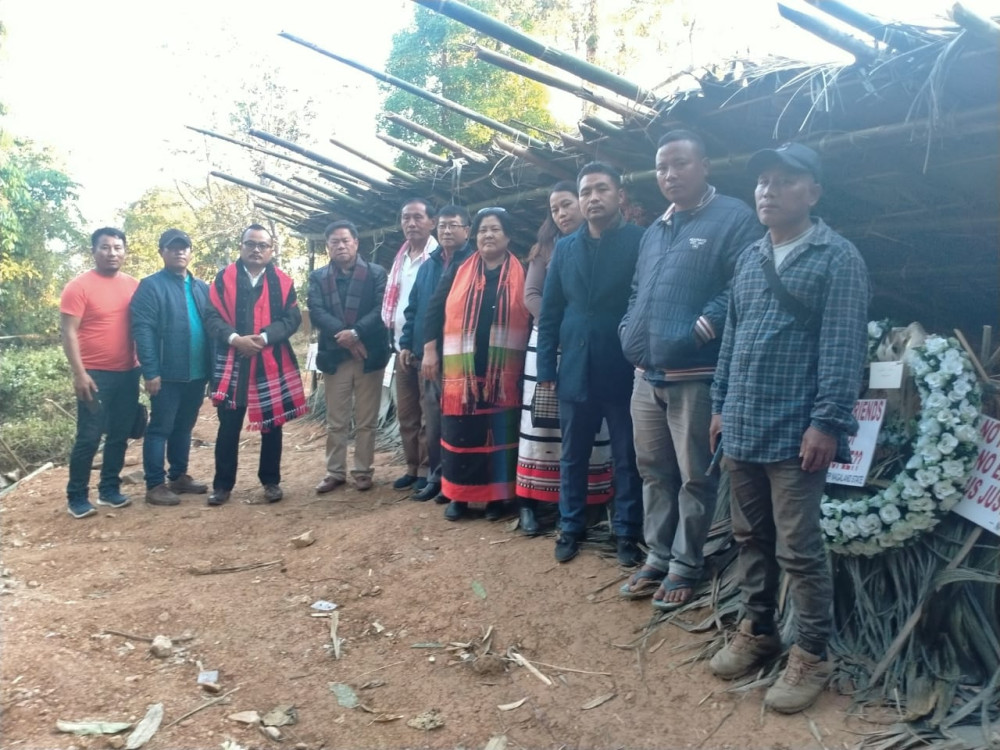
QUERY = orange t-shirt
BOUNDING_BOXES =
[60,270,139,371]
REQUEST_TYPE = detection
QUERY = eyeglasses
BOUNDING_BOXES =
[476,206,507,216]
[437,222,467,231]
[242,241,272,251]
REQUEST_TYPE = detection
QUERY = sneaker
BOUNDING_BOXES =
[393,474,418,491]
[484,501,505,521]
[263,484,284,503]
[207,489,231,507]
[355,475,373,492]
[96,491,132,509]
[444,501,465,521]
[67,497,97,519]
[709,619,782,680]
[145,484,180,506]
[554,533,582,563]
[764,645,833,714]
[167,474,208,494]
[616,537,644,567]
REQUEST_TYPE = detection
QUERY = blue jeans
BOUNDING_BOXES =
[558,396,642,539]
[66,368,140,500]
[142,379,206,488]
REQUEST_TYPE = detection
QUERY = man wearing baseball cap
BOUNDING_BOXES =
[130,228,212,506]
[708,143,870,713]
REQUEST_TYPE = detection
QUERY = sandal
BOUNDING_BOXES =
[619,565,666,600]
[651,574,697,611]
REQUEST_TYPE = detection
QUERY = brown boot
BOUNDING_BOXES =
[709,619,782,680]
[764,645,833,714]
[145,484,181,506]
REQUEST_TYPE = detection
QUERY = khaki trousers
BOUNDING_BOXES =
[394,354,427,477]
[324,359,384,480]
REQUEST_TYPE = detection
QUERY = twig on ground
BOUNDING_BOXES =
[507,648,553,686]
[102,629,196,643]
[510,659,611,677]
[187,559,283,575]
[162,687,239,729]
[589,573,629,596]
[696,703,736,748]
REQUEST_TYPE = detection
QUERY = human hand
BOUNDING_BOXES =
[144,376,162,396]
[399,349,414,368]
[351,341,369,361]
[73,372,98,402]
[334,329,357,348]
[800,426,836,472]
[232,335,264,358]
[421,350,439,381]
[709,414,723,454]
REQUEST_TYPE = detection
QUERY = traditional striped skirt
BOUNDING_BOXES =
[516,327,614,504]
[441,405,520,504]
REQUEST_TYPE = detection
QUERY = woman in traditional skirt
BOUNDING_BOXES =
[516,183,614,535]
[421,208,531,522]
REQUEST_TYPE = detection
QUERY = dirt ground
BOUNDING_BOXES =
[1,404,865,750]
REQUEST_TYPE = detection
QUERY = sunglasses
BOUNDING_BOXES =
[476,206,508,216]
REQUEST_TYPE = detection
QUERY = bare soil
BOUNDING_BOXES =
[1,404,863,750]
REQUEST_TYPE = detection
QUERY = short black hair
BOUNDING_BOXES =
[436,205,470,226]
[400,197,436,219]
[324,220,358,240]
[470,207,515,241]
[549,180,578,197]
[657,129,707,158]
[240,223,273,242]
[577,161,621,189]
[90,227,126,249]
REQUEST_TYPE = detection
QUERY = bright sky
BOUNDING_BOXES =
[0,0,971,227]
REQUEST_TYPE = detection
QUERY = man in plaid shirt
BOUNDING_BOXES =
[708,143,870,714]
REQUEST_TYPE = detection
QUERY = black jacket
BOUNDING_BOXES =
[129,268,211,382]
[307,259,390,374]
[399,243,470,358]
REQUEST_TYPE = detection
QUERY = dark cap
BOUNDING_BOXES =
[158,228,192,249]
[747,142,822,183]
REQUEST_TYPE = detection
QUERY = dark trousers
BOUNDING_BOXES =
[142,379,206,488]
[559,396,642,539]
[212,405,282,490]
[421,374,443,484]
[67,368,140,500]
[727,457,832,656]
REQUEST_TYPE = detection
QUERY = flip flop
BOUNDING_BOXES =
[619,566,667,600]
[651,575,697,612]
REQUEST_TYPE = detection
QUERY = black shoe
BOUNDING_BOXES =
[444,501,465,521]
[393,473,418,491]
[484,501,505,521]
[434,492,450,505]
[410,482,441,502]
[263,484,284,503]
[616,537,644,568]
[519,504,540,536]
[207,489,231,507]
[554,533,582,563]
[414,477,428,491]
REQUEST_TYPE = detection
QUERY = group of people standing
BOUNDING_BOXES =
[60,129,870,716]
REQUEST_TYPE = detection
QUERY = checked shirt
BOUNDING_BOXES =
[711,218,870,464]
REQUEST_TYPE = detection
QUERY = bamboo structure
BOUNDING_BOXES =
[384,113,489,164]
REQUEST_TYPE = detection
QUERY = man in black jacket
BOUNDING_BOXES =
[309,221,389,493]
[130,228,211,507]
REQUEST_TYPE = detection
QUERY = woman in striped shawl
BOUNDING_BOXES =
[421,208,531,522]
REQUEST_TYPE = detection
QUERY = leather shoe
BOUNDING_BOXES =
[263,484,284,503]
[355,475,373,491]
[145,484,180,506]
[393,473,418,491]
[207,489,231,507]
[554,533,582,563]
[315,476,346,494]
[410,482,441,502]
[167,474,208,494]
[444,501,465,521]
[616,537,644,568]
[484,501,505,521]
[519,505,540,536]
[433,492,450,505]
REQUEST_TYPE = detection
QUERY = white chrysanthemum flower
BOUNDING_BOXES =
[915,468,940,487]
[959,402,979,420]
[919,418,942,436]
[933,480,959,501]
[901,477,925,499]
[937,433,959,454]
[951,379,972,398]
[925,392,949,411]
[920,445,943,463]
[820,518,841,537]
[857,513,882,536]
[924,337,948,355]
[925,371,945,389]
[906,454,924,470]
[840,517,861,539]
[883,485,900,502]
[940,459,966,479]
[907,496,936,513]
[879,503,901,524]
[868,321,884,338]
[890,520,914,541]
[908,513,936,531]
[909,358,931,377]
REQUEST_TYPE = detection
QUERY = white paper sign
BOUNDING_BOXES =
[305,342,319,372]
[953,417,1000,536]
[869,361,904,390]
[827,399,887,487]
[383,353,396,388]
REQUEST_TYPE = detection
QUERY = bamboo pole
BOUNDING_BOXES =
[260,171,343,209]
[210,171,327,211]
[493,137,576,181]
[292,175,369,207]
[581,115,624,136]
[951,2,1000,42]
[472,45,645,120]
[384,113,489,164]
[777,3,879,63]
[327,136,419,182]
[804,0,921,51]
[412,0,658,107]
[279,31,546,148]
[377,134,451,167]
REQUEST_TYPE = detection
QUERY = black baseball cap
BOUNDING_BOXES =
[747,142,823,183]
[158,228,192,249]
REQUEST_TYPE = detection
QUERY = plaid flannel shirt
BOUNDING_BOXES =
[711,218,870,463]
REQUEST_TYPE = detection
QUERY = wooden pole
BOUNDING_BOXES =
[493,137,576,181]
[777,3,879,63]
[384,113,489,163]
[260,171,343,209]
[377,134,451,167]
[209,171,327,211]
[327,136,420,182]
[951,2,1000,42]
[804,0,922,51]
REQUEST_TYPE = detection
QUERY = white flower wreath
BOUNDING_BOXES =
[821,321,982,556]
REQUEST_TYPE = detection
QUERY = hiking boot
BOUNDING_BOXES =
[145,484,180,506]
[764,645,833,714]
[554,533,582,563]
[444,501,465,521]
[354,475,373,492]
[67,497,97,519]
[616,537,644,567]
[709,619,782,680]
[96,491,132,509]
[168,474,208,494]
[263,484,283,503]
[393,473,418,491]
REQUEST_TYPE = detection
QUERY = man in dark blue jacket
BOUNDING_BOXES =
[537,162,644,565]
[618,130,759,610]
[130,228,211,507]
[400,205,470,502]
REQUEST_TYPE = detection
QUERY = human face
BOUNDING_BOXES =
[577,172,623,231]
[326,228,359,270]
[240,229,274,273]
[655,140,709,211]
[400,201,434,246]
[436,214,468,254]
[160,242,191,275]
[92,233,126,276]
[549,190,583,235]
[476,215,510,264]
[755,166,821,241]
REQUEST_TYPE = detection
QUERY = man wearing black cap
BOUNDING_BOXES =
[130,228,211,506]
[708,143,870,714]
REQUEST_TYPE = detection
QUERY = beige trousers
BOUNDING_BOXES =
[324,358,384,480]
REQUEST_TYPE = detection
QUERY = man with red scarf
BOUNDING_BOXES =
[203,224,307,506]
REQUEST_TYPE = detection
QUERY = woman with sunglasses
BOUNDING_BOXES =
[422,207,531,521]
[517,183,614,535]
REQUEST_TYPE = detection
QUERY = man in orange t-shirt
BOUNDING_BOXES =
[59,227,140,518]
